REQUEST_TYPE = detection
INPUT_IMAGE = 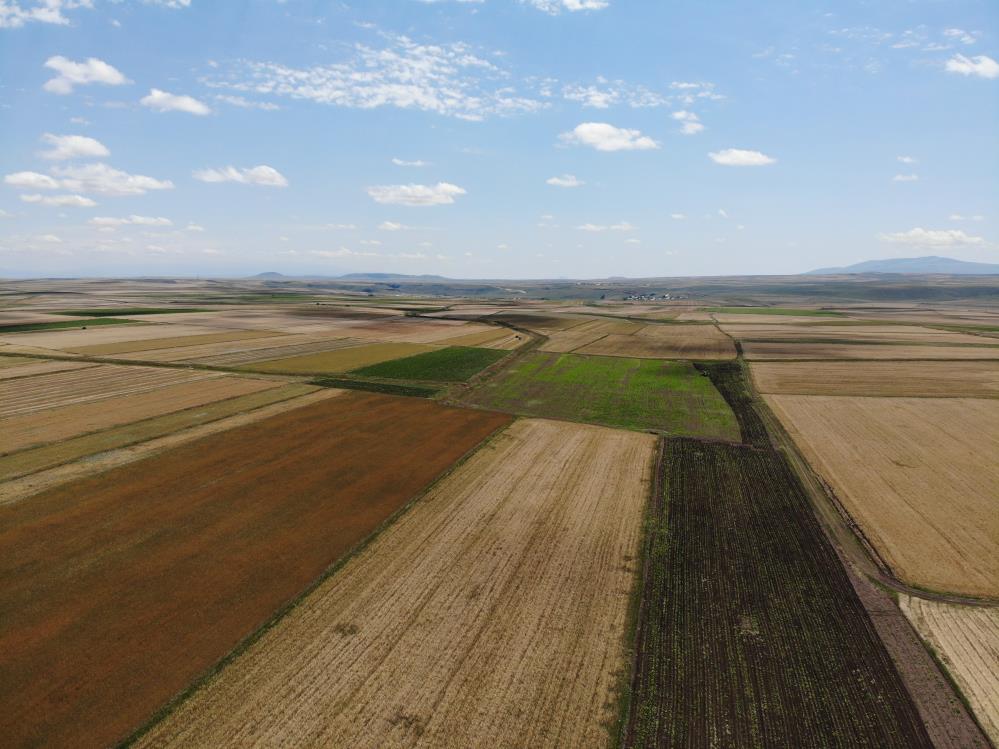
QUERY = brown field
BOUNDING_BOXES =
[721,324,989,345]
[438,326,525,349]
[0,392,511,749]
[0,323,216,351]
[899,596,999,744]
[751,361,999,397]
[743,341,999,360]
[539,318,645,353]
[182,337,366,366]
[0,358,97,380]
[766,395,999,597]
[242,341,439,374]
[2,376,279,453]
[711,313,854,324]
[0,364,226,418]
[137,418,655,749]
[66,329,283,356]
[576,323,736,360]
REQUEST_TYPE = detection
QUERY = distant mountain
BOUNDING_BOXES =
[338,273,451,281]
[808,256,999,275]
[251,272,287,279]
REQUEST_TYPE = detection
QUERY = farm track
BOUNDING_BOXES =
[0,392,511,749]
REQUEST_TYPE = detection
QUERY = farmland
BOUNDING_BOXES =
[741,340,999,360]
[351,345,508,381]
[460,351,740,439]
[0,392,510,748]
[624,437,930,748]
[240,341,439,374]
[135,420,656,748]
[766,394,999,597]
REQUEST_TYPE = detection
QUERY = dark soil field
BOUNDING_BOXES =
[461,351,739,439]
[623,438,932,748]
[694,361,770,447]
[0,392,511,749]
[351,345,507,381]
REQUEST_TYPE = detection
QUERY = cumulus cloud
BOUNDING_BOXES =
[4,171,60,189]
[945,54,999,79]
[208,34,543,121]
[193,165,288,187]
[559,122,660,151]
[392,158,430,167]
[213,94,279,111]
[141,88,212,115]
[878,227,985,246]
[892,174,919,182]
[708,148,776,166]
[897,155,917,164]
[546,174,583,188]
[367,182,466,206]
[0,0,94,29]
[523,0,608,14]
[89,215,172,227]
[671,110,704,135]
[670,213,686,220]
[51,163,174,195]
[20,193,96,207]
[378,221,413,231]
[43,56,128,94]
[577,221,635,232]
[39,133,109,160]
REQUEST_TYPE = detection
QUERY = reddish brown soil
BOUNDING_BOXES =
[0,391,511,749]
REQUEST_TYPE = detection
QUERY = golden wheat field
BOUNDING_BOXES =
[750,361,999,397]
[136,418,656,748]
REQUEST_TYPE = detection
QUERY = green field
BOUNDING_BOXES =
[0,318,138,333]
[703,306,844,317]
[310,377,440,398]
[351,346,506,382]
[460,351,739,439]
[51,308,207,317]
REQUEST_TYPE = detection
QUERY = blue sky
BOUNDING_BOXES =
[1,0,996,279]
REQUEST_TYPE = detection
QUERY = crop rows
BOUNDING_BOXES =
[693,361,770,447]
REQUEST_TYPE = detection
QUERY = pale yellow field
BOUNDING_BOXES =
[711,314,853,325]
[186,338,367,366]
[767,395,999,597]
[2,376,278,453]
[66,329,284,356]
[721,324,989,345]
[751,360,999,397]
[743,341,999,360]
[0,359,98,380]
[0,323,220,351]
[243,342,439,374]
[137,419,656,748]
[899,596,999,745]
[575,324,736,360]
[539,319,645,353]
[438,327,524,349]
[0,364,226,418]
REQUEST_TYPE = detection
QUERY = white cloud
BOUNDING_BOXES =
[51,163,174,195]
[559,122,660,151]
[378,221,412,231]
[523,0,609,14]
[186,223,205,231]
[210,34,543,121]
[671,110,704,135]
[392,158,430,167]
[942,28,980,46]
[892,174,919,182]
[0,0,93,29]
[89,215,172,227]
[39,133,110,160]
[708,148,776,166]
[945,54,999,79]
[43,56,128,94]
[367,182,466,206]
[36,233,63,242]
[193,165,288,187]
[546,174,583,188]
[20,193,96,207]
[141,88,212,115]
[878,227,985,246]
[577,221,635,232]
[561,79,670,109]
[320,223,357,230]
[625,238,640,244]
[669,81,723,105]
[897,155,917,164]
[213,94,280,111]
[949,214,985,222]
[4,171,60,189]
[670,213,686,220]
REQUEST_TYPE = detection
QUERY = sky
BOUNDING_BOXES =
[0,0,996,279]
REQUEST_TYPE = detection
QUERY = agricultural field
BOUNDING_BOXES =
[742,340,999,360]
[240,341,439,374]
[703,306,845,317]
[65,328,284,356]
[750,360,999,397]
[538,318,645,352]
[624,437,930,748]
[460,351,740,439]
[576,323,737,360]
[766,395,999,597]
[722,324,992,345]
[135,419,656,748]
[899,596,999,744]
[0,317,138,333]
[351,345,507,381]
[0,392,510,748]
[437,326,524,349]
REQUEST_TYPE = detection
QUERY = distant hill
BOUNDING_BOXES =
[808,256,999,275]
[251,272,287,279]
[338,273,451,281]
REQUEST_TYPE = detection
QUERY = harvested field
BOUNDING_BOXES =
[539,319,645,353]
[767,395,999,597]
[2,376,279,453]
[436,326,523,349]
[0,317,137,333]
[66,329,283,356]
[461,351,739,439]
[0,383,318,482]
[624,438,930,748]
[0,323,220,351]
[182,337,365,366]
[899,596,999,744]
[721,324,989,345]
[0,364,225,418]
[751,360,999,397]
[0,358,97,380]
[705,306,844,317]
[576,324,736,360]
[488,312,588,333]
[136,419,655,749]
[351,345,507,381]
[0,392,511,748]
[242,342,438,374]
[742,341,999,360]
